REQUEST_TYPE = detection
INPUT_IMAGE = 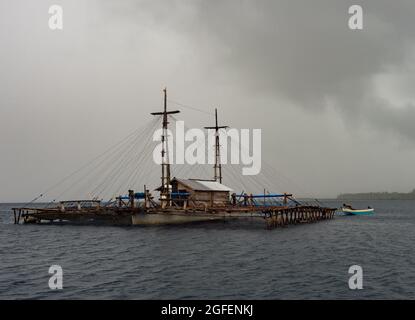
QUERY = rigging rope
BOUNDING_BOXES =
[38,118,159,205]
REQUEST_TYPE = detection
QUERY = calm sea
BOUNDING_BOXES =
[0,200,414,299]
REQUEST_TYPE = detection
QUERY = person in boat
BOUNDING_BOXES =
[343,203,354,210]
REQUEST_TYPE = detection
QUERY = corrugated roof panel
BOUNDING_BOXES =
[175,178,232,192]
[180,179,205,190]
[195,180,233,192]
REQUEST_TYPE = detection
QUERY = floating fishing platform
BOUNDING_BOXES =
[12,199,336,228]
[12,89,336,229]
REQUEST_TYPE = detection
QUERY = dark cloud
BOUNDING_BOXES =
[106,0,415,140]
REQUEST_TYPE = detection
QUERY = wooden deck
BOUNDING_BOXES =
[12,204,336,228]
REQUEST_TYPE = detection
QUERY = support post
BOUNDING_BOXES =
[144,185,148,209]
[129,190,135,209]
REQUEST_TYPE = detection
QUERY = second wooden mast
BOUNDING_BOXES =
[205,108,227,183]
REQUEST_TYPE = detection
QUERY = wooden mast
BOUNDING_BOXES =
[204,108,227,183]
[151,88,180,206]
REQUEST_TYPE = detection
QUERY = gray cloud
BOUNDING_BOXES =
[2,0,415,200]
[106,0,415,136]
[145,0,415,140]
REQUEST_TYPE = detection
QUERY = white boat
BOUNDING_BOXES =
[341,207,374,215]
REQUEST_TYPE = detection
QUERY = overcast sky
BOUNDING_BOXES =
[2,0,415,201]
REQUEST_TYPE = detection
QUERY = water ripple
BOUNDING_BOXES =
[1,200,415,299]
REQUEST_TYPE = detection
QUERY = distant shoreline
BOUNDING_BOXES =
[337,189,415,200]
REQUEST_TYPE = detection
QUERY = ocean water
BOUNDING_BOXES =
[0,200,414,299]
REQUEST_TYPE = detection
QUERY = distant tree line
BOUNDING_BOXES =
[337,189,415,200]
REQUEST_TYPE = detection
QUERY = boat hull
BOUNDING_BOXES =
[131,212,228,225]
[341,208,374,215]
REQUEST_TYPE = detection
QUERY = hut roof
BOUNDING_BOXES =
[156,178,233,192]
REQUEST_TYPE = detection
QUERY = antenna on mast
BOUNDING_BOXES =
[151,88,180,207]
[204,108,228,183]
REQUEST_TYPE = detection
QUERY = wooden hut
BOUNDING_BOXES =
[157,178,232,208]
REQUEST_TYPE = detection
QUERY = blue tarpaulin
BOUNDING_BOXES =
[119,192,146,200]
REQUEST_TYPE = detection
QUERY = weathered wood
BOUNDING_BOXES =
[263,206,336,229]
[17,209,21,224]
[13,202,336,229]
